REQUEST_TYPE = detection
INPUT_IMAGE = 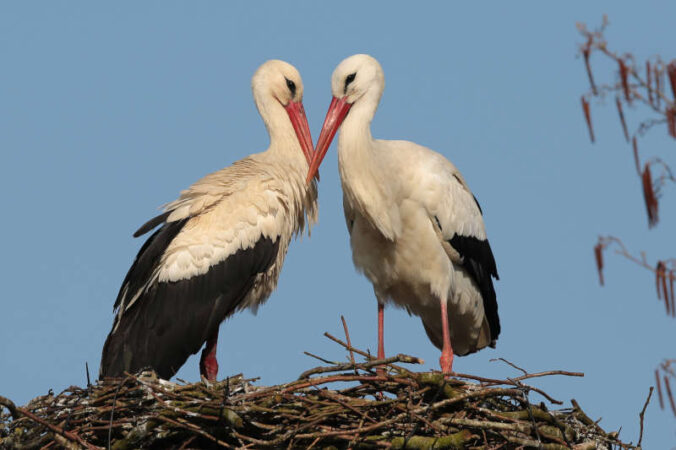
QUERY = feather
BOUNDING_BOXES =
[100,236,280,379]
[448,235,500,341]
[133,212,171,238]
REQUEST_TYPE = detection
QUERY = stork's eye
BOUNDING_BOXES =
[344,72,356,94]
[285,78,296,97]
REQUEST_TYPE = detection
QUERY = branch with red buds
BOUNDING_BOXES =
[578,21,675,227]
[581,20,676,425]
[657,360,676,417]
[594,236,676,318]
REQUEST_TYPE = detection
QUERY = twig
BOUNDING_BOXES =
[86,362,92,391]
[16,406,102,450]
[341,315,356,367]
[298,354,423,379]
[155,415,233,449]
[324,332,374,360]
[0,395,20,420]
[512,370,585,382]
[107,378,124,450]
[491,357,529,376]
[303,351,337,365]
[637,386,653,447]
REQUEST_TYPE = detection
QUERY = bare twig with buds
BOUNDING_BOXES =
[578,20,675,227]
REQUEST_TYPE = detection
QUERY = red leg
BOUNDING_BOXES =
[377,302,385,376]
[439,298,454,374]
[199,328,219,381]
[377,302,385,360]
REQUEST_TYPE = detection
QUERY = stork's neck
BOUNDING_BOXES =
[256,99,317,237]
[337,99,401,241]
[269,134,307,168]
[337,98,378,173]
[256,96,307,165]
[340,94,377,145]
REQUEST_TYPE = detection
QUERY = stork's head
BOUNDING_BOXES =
[330,54,384,105]
[252,60,314,166]
[306,54,384,183]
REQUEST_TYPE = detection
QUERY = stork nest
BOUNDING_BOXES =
[1,332,644,449]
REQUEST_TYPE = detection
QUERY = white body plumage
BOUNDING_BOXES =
[307,54,499,372]
[339,137,494,355]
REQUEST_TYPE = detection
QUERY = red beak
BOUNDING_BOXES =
[306,96,352,184]
[284,100,317,179]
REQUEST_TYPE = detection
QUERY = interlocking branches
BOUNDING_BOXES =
[1,334,635,449]
[578,19,676,228]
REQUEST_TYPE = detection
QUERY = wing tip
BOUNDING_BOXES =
[133,212,171,238]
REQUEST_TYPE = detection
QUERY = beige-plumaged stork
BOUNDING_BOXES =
[306,54,500,374]
[100,60,318,381]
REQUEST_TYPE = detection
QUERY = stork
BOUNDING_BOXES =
[100,60,318,381]
[306,55,500,374]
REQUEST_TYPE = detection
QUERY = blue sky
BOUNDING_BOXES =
[1,1,675,446]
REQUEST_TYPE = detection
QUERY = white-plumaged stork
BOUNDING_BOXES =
[306,54,500,374]
[100,60,318,381]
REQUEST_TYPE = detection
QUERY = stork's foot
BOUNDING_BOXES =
[199,351,219,381]
[200,331,220,381]
[439,351,454,375]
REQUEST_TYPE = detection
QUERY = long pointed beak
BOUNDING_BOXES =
[285,100,316,178]
[305,96,351,184]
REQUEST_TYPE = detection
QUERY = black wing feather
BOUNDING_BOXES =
[113,217,188,311]
[133,211,171,238]
[449,234,500,342]
[101,221,280,379]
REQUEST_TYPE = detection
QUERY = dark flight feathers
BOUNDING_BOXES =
[133,211,171,238]
[100,215,280,379]
[445,176,500,343]
[449,234,500,342]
